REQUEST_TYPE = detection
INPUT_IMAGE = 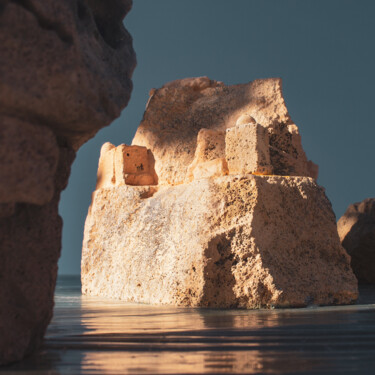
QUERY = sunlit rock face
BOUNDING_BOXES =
[82,77,358,308]
[132,77,318,185]
[0,0,136,365]
[338,198,375,284]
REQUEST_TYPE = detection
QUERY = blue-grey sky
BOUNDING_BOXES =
[58,0,375,275]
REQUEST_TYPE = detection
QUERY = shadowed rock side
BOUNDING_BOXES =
[338,198,375,284]
[82,77,358,309]
[0,0,136,365]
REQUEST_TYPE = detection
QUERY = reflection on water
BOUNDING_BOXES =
[2,276,375,374]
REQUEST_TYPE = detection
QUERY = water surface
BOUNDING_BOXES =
[2,276,375,374]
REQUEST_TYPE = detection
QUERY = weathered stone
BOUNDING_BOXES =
[192,158,229,180]
[0,0,135,365]
[186,128,226,182]
[96,143,117,190]
[0,203,15,219]
[96,143,158,189]
[225,122,272,175]
[133,77,317,185]
[236,114,256,126]
[82,175,357,308]
[114,144,158,186]
[269,124,319,179]
[0,199,61,365]
[82,77,358,308]
[0,0,136,150]
[0,144,75,365]
[0,116,58,205]
[338,198,375,284]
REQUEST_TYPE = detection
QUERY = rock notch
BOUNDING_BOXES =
[338,198,375,284]
[82,77,357,308]
[0,0,135,365]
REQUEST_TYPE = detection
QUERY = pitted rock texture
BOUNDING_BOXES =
[0,143,76,365]
[82,77,357,309]
[0,0,136,150]
[0,117,59,205]
[338,198,375,284]
[82,175,357,307]
[0,0,135,365]
[186,129,226,182]
[225,122,272,176]
[96,142,158,189]
[132,77,318,186]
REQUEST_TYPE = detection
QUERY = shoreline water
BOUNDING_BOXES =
[2,275,375,374]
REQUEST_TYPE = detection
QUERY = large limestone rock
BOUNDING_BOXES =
[338,198,375,284]
[0,0,135,365]
[82,77,358,308]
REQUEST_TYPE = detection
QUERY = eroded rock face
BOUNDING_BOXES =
[0,117,59,205]
[0,146,74,365]
[338,198,375,284]
[0,0,135,150]
[132,77,318,185]
[0,0,135,365]
[96,142,158,189]
[225,122,273,176]
[82,175,357,307]
[82,77,357,309]
[186,129,226,182]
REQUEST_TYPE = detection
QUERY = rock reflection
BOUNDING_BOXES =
[81,351,268,374]
[200,309,282,330]
[80,297,206,334]
[3,277,375,374]
[78,296,286,336]
[74,296,324,374]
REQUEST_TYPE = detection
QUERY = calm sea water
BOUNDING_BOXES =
[2,275,375,374]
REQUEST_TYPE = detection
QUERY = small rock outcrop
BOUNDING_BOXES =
[82,77,358,308]
[338,198,375,284]
[0,0,136,365]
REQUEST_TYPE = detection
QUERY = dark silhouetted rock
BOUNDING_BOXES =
[0,0,135,365]
[338,198,375,284]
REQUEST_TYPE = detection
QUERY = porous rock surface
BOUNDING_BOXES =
[82,175,357,308]
[338,198,375,284]
[0,0,135,365]
[133,77,318,185]
[82,77,358,308]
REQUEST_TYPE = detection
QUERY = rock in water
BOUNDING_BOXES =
[82,77,358,308]
[338,198,375,284]
[0,0,135,365]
